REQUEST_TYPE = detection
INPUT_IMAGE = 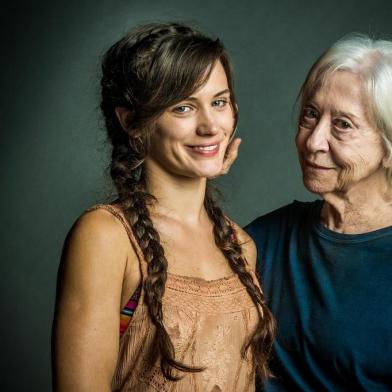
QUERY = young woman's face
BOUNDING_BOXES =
[146,61,235,179]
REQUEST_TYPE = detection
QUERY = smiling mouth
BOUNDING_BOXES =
[187,143,220,156]
[192,144,218,151]
[306,161,334,170]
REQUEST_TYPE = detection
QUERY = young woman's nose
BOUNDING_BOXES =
[196,108,220,136]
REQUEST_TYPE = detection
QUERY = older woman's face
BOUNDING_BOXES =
[296,71,388,196]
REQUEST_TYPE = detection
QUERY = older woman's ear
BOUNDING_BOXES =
[382,153,392,169]
[115,107,133,132]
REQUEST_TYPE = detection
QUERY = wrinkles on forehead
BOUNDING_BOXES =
[305,70,378,130]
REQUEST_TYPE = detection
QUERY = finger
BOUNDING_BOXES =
[222,138,241,172]
[225,137,241,159]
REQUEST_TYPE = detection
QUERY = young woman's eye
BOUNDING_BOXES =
[173,105,191,114]
[212,99,227,108]
[334,118,352,130]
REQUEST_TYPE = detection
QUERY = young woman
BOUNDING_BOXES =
[52,22,275,391]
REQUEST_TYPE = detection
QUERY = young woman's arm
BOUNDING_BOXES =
[52,208,139,391]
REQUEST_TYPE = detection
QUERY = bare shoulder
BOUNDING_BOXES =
[60,206,138,289]
[53,206,136,390]
[68,206,132,263]
[55,205,140,333]
[76,206,132,246]
[229,220,257,271]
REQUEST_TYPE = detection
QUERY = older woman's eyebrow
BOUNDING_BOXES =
[332,109,360,120]
[303,101,319,110]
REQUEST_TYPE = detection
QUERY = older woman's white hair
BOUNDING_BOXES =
[299,34,392,179]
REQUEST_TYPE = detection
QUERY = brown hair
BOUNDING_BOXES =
[100,22,275,382]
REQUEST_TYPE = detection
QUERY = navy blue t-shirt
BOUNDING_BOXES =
[245,200,392,391]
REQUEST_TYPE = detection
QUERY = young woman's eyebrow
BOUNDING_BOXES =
[186,88,231,101]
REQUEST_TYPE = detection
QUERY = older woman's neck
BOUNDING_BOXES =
[321,182,392,234]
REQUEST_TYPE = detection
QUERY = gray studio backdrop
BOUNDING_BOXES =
[1,0,391,389]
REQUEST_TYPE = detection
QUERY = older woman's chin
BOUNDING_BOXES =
[302,176,336,195]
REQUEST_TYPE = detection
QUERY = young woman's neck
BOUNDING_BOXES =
[144,162,208,225]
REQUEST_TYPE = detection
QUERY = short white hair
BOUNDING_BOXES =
[299,34,392,179]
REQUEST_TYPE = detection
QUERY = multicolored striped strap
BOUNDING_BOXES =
[120,284,142,336]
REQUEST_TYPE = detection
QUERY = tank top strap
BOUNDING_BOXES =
[85,204,148,280]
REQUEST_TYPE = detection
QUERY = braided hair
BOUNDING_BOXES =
[100,22,275,382]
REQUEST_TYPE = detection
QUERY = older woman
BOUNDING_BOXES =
[243,35,392,390]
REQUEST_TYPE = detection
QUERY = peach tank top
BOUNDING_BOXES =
[90,204,260,392]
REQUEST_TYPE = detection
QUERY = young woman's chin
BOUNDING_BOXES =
[188,160,224,179]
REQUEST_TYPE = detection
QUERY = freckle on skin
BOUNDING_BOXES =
[168,324,180,339]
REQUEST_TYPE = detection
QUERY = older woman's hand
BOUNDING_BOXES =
[210,137,242,178]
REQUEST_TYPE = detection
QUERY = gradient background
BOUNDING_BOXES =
[1,0,392,389]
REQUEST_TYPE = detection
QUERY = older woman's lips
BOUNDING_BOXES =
[305,161,334,170]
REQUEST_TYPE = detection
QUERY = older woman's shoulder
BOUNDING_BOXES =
[245,199,322,232]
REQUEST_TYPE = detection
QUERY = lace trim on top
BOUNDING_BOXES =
[163,273,256,315]
[166,273,245,296]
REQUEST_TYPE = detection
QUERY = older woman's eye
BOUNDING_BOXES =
[303,107,318,119]
[300,107,319,128]
[334,119,352,130]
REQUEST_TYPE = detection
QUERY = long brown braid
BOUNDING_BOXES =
[100,22,275,382]
[204,188,275,381]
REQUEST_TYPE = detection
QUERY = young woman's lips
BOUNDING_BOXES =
[187,143,220,157]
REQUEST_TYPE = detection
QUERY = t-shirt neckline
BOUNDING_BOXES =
[310,199,392,243]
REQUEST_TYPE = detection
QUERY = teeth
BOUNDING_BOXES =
[193,144,218,151]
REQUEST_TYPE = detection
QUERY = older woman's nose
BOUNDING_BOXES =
[196,109,220,136]
[305,120,330,153]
